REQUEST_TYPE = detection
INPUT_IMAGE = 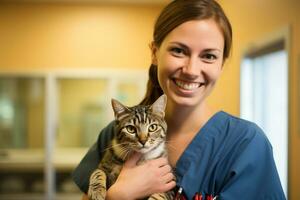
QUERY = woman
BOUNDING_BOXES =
[73,0,286,199]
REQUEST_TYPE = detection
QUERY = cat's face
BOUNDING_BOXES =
[112,95,167,154]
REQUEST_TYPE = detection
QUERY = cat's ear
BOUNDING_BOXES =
[150,94,167,117]
[111,99,129,120]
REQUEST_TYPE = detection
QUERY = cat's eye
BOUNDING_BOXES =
[125,125,136,134]
[148,124,158,132]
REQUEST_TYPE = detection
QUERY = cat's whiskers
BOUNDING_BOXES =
[117,146,132,160]
[103,142,129,152]
[122,149,132,160]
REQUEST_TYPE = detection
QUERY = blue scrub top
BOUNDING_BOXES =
[72,111,286,200]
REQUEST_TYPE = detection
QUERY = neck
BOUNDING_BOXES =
[165,101,215,136]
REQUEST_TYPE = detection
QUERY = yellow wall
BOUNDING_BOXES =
[0,1,300,199]
[0,2,162,69]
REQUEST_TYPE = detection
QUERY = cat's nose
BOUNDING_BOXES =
[138,135,147,146]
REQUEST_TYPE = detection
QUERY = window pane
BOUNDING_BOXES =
[116,81,143,106]
[0,77,45,197]
[57,78,110,148]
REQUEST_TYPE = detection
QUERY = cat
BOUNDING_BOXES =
[88,94,174,200]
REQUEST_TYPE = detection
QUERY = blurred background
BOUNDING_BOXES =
[0,0,299,199]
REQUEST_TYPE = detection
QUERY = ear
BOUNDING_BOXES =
[150,94,167,117]
[111,99,129,119]
[150,41,158,65]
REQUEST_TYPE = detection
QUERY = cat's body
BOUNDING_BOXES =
[88,95,174,200]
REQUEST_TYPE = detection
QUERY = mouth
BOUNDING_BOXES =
[173,78,206,91]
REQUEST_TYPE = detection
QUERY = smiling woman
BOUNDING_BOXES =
[73,0,286,199]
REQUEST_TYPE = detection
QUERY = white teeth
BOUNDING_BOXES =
[174,79,201,90]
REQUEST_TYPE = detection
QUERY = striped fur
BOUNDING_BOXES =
[88,95,174,200]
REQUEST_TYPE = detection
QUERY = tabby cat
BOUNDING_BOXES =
[88,94,174,200]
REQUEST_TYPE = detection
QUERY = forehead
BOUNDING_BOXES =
[161,19,224,50]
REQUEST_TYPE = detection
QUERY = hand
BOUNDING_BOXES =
[106,152,176,200]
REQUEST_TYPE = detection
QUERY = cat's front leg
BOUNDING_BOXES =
[148,191,174,200]
[88,169,107,200]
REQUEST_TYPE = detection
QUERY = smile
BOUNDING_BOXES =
[173,79,205,90]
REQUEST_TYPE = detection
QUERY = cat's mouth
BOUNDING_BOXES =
[138,148,150,154]
[135,140,163,154]
[135,145,152,153]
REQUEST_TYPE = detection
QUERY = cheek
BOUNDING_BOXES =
[206,63,223,82]
[149,133,161,143]
[211,69,222,81]
[157,66,172,95]
[157,51,183,72]
[157,57,181,85]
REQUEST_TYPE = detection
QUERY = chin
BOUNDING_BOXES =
[138,148,150,154]
[169,94,204,107]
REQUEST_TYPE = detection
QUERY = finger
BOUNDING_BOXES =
[159,164,172,176]
[160,180,176,193]
[162,172,175,184]
[125,152,142,167]
[151,157,169,167]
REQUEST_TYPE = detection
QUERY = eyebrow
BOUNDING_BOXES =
[169,41,222,53]
[169,42,189,49]
[202,49,223,53]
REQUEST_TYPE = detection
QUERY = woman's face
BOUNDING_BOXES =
[152,19,225,107]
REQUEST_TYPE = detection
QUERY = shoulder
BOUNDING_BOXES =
[216,111,269,146]
[218,112,274,165]
[97,120,116,147]
[211,111,273,165]
[208,112,285,198]
[219,111,263,133]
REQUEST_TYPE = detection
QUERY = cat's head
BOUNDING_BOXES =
[111,95,167,155]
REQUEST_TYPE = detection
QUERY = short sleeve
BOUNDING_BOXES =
[219,128,286,200]
[72,121,115,194]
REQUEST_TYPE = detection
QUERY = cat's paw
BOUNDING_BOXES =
[88,169,107,200]
[148,193,172,200]
[88,189,106,200]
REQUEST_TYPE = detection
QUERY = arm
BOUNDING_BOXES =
[81,154,175,200]
[73,121,175,199]
[219,131,286,200]
[81,188,125,200]
[108,153,175,200]
[72,122,115,194]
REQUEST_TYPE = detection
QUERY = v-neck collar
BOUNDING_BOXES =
[174,110,227,182]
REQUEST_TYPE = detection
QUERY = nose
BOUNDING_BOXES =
[182,56,200,77]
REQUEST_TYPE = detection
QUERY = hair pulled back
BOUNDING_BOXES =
[140,0,232,105]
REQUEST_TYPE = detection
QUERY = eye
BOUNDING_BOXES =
[148,124,158,132]
[125,125,136,134]
[202,53,217,62]
[170,47,186,57]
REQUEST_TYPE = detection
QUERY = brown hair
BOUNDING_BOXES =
[140,0,232,105]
